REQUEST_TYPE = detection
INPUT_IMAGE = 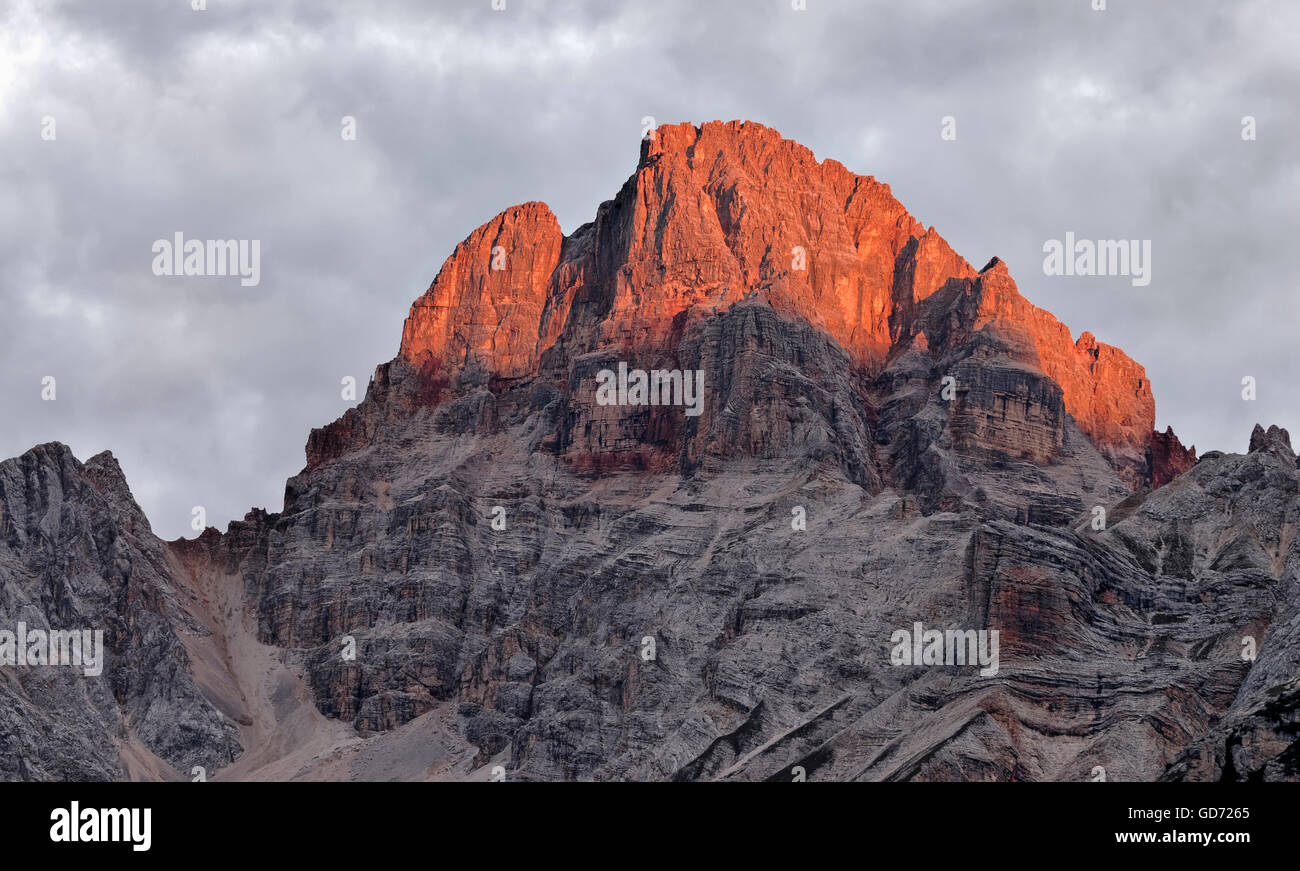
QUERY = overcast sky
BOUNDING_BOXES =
[2,0,1296,540]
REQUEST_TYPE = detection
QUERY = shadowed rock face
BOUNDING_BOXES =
[0,445,240,781]
[3,121,1297,782]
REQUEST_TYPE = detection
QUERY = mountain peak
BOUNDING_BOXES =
[1249,423,1293,455]
[398,198,562,378]
[381,121,1166,484]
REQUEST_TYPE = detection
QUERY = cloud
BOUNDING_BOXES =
[2,0,1296,538]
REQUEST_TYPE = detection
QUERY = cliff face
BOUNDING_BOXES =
[3,121,1295,782]
[392,121,1156,482]
[1149,425,1198,489]
[400,202,564,381]
[0,445,240,780]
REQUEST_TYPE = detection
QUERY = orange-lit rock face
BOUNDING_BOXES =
[396,120,1157,471]
[1149,425,1197,488]
[401,122,975,371]
[585,121,981,363]
[628,122,973,361]
[399,201,562,380]
[955,259,1157,474]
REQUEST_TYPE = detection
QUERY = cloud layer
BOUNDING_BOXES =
[2,0,1296,539]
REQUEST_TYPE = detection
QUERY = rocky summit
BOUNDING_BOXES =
[2,121,1295,782]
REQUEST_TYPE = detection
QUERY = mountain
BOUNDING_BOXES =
[3,121,1296,782]
[0,445,239,780]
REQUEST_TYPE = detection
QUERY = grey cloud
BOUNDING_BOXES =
[2,0,1296,539]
